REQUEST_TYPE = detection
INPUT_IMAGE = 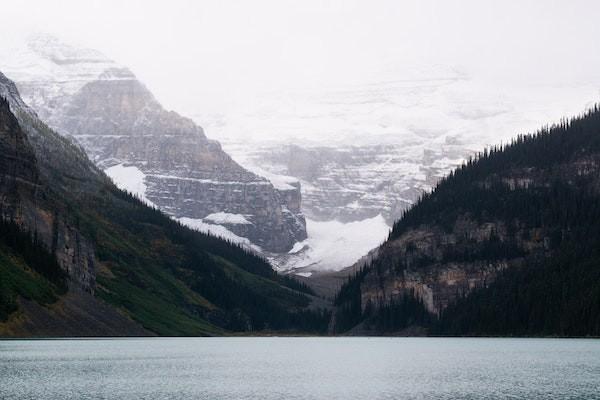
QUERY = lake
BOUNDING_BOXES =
[1,337,599,399]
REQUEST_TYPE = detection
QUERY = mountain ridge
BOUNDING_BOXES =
[0,33,306,254]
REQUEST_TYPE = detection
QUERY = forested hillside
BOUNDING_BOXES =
[334,106,600,336]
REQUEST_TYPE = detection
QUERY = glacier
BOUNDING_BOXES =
[269,215,390,273]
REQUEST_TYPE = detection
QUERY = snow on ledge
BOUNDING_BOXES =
[177,217,262,253]
[204,212,252,225]
[239,163,299,192]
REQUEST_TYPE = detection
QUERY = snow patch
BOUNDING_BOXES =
[177,217,262,253]
[288,240,308,254]
[257,170,299,191]
[204,212,252,225]
[346,200,361,209]
[146,173,270,186]
[295,272,312,278]
[105,164,154,207]
[215,151,299,192]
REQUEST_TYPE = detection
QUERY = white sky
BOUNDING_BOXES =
[2,0,600,113]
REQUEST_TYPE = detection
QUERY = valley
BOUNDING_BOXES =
[0,32,599,338]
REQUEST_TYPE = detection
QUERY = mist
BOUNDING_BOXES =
[2,0,599,127]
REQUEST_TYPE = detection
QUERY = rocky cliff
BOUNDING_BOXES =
[230,142,467,225]
[0,73,97,293]
[0,96,38,204]
[0,34,305,253]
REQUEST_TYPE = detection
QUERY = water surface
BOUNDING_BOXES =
[1,337,599,399]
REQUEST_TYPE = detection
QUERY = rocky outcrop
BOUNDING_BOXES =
[0,34,306,253]
[359,222,519,315]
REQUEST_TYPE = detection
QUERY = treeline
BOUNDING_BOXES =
[333,266,369,332]
[363,292,432,333]
[108,188,275,275]
[109,187,314,295]
[391,104,600,239]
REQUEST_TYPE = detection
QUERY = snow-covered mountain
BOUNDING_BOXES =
[191,69,599,274]
[0,33,306,253]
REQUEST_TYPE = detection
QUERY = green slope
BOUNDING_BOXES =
[0,248,59,321]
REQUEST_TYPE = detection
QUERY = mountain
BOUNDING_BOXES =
[0,33,306,253]
[0,71,328,337]
[333,106,600,336]
[203,71,596,273]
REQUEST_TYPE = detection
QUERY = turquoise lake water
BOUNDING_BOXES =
[1,337,599,399]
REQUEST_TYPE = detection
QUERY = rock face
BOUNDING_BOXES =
[0,34,306,252]
[359,221,519,315]
[228,142,467,225]
[0,96,38,202]
[0,72,97,292]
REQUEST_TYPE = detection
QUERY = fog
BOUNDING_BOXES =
[2,0,600,125]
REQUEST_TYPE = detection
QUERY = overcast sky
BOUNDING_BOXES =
[2,0,600,128]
